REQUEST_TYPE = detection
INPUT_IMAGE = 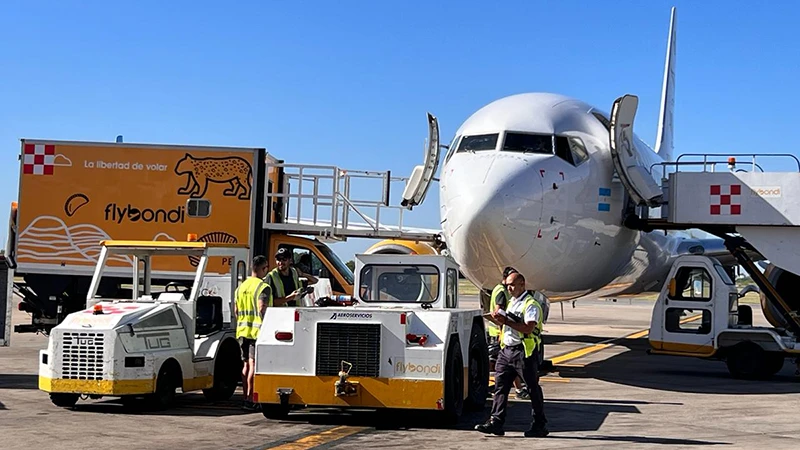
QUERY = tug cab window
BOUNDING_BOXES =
[669,266,713,302]
[358,264,439,303]
[456,134,499,153]
[502,133,552,154]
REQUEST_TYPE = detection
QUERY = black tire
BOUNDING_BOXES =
[262,404,290,420]
[203,339,242,402]
[465,322,489,411]
[761,352,786,377]
[50,393,79,408]
[725,342,769,380]
[149,360,181,410]
[441,337,464,426]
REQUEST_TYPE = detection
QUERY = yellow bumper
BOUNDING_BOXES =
[39,377,155,396]
[253,375,445,410]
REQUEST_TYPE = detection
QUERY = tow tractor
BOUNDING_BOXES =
[607,94,800,380]
[252,253,489,425]
[38,239,249,409]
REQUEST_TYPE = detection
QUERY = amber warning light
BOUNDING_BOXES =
[93,304,104,315]
[187,233,198,241]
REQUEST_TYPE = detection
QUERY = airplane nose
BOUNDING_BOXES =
[442,154,545,286]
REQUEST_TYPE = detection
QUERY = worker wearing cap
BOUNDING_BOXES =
[476,271,548,438]
[266,247,319,307]
[232,255,271,411]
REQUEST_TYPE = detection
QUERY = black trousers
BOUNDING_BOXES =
[490,345,546,426]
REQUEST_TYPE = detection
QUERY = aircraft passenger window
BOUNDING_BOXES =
[456,134,498,152]
[444,135,461,163]
[502,133,552,154]
[670,266,713,302]
[568,137,590,165]
[554,136,575,165]
[665,308,712,334]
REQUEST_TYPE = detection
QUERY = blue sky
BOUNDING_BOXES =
[2,1,799,262]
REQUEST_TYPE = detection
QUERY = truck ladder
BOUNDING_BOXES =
[264,162,442,244]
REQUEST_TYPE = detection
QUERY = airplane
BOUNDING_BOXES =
[369,7,767,306]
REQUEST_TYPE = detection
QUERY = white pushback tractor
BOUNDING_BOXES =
[252,253,489,424]
[38,240,249,409]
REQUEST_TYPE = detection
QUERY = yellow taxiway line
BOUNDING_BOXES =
[550,314,702,367]
[266,426,368,450]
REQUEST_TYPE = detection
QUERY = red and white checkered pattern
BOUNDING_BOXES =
[23,144,55,175]
[710,184,741,215]
[82,304,143,315]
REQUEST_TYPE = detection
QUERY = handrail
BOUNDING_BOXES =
[649,152,800,179]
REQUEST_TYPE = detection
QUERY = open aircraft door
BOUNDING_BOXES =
[401,113,441,209]
[609,95,664,208]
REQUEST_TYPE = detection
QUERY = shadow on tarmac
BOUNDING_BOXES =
[553,337,800,395]
[0,374,37,390]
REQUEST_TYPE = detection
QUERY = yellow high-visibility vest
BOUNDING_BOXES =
[235,276,270,340]
[487,284,508,337]
[266,267,300,303]
[500,292,543,358]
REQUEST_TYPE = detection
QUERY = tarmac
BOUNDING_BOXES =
[2,294,800,449]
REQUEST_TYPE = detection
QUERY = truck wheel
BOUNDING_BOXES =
[50,393,79,408]
[149,360,181,410]
[725,342,767,380]
[203,340,242,402]
[441,338,464,426]
[262,404,290,420]
[761,352,785,377]
[465,322,489,411]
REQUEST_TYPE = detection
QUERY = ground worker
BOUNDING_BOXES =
[267,247,319,306]
[488,267,530,399]
[232,255,271,411]
[475,271,548,438]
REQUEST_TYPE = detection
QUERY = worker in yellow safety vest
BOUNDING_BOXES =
[488,267,530,399]
[266,247,318,307]
[476,271,549,438]
[232,255,271,411]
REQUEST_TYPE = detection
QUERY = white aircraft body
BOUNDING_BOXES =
[434,7,729,301]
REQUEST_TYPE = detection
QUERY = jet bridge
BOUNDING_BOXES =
[262,113,443,245]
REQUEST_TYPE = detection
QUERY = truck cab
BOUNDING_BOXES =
[648,254,799,379]
[266,234,354,296]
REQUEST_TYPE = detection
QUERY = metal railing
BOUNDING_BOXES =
[649,153,800,180]
[264,162,437,240]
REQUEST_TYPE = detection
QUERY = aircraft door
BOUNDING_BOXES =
[609,95,664,208]
[401,113,441,209]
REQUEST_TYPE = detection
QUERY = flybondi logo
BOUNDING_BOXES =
[329,312,373,320]
[395,361,441,375]
[104,203,186,224]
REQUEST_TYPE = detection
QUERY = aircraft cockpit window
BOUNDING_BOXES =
[456,134,498,152]
[502,133,552,154]
[444,135,461,164]
[568,137,590,165]
[554,136,575,165]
